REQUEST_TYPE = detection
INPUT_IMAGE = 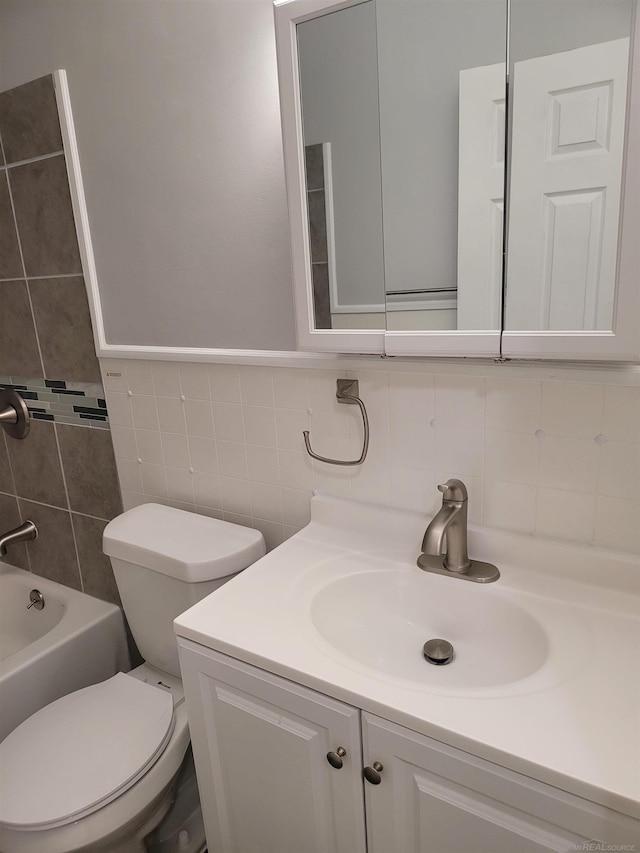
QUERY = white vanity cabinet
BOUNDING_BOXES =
[178,642,367,853]
[178,640,638,853]
[363,715,606,853]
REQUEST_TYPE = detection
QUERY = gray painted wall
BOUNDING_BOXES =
[0,0,297,352]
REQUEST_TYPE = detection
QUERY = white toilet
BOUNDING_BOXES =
[0,503,265,853]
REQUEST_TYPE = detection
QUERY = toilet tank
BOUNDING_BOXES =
[103,504,265,677]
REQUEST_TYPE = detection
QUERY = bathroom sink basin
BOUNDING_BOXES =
[310,569,550,689]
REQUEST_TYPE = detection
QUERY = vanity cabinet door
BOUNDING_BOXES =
[362,713,604,853]
[178,641,366,853]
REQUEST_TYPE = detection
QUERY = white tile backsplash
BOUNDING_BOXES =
[239,366,275,407]
[212,402,245,442]
[243,406,277,447]
[192,471,222,509]
[217,440,249,480]
[594,496,640,553]
[602,385,640,443]
[102,359,640,556]
[389,373,435,470]
[105,391,133,427]
[184,399,214,438]
[482,480,537,533]
[139,462,168,498]
[136,429,163,464]
[156,397,186,434]
[130,394,159,431]
[188,435,218,474]
[208,364,241,403]
[535,487,597,545]
[541,382,604,438]
[110,425,138,460]
[278,449,313,491]
[598,441,640,501]
[166,467,195,504]
[273,368,310,410]
[152,363,181,398]
[246,444,280,486]
[126,361,154,395]
[485,378,542,433]
[538,435,600,493]
[179,363,210,400]
[484,431,539,485]
[435,374,485,429]
[220,476,251,515]
[161,432,190,469]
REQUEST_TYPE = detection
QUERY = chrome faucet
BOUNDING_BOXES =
[418,479,499,583]
[0,521,38,557]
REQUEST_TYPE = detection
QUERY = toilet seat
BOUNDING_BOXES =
[0,673,174,831]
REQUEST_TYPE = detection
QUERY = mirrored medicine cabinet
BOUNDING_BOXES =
[274,0,640,361]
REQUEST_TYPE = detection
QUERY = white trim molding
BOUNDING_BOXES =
[54,70,107,359]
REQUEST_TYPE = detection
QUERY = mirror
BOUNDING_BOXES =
[505,0,636,332]
[296,0,507,334]
[297,1,386,331]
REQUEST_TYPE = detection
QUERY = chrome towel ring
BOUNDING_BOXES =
[303,379,369,466]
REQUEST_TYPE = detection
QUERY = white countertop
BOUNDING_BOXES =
[174,495,640,819]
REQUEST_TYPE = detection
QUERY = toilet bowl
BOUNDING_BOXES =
[0,505,265,853]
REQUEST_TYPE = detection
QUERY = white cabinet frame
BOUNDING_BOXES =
[274,0,386,355]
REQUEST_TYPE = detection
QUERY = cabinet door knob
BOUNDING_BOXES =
[326,747,347,769]
[363,761,383,784]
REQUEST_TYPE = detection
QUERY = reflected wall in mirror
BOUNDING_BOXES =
[296,0,507,334]
[377,0,506,333]
[505,0,636,332]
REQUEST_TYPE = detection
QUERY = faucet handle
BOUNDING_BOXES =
[437,479,468,502]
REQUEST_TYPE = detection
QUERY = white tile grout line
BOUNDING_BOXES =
[1,432,32,573]
[52,422,84,592]
[0,273,82,283]
[2,136,48,382]
[0,149,64,171]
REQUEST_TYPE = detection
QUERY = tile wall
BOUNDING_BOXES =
[305,143,331,329]
[0,74,123,603]
[103,359,640,556]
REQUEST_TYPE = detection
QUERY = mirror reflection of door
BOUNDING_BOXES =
[505,0,636,333]
[457,61,505,331]
[506,38,630,330]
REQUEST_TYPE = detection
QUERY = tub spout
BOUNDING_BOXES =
[0,521,37,557]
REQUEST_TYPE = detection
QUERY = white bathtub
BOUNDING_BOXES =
[0,562,130,741]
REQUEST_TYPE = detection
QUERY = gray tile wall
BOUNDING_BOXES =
[305,143,332,329]
[0,74,123,604]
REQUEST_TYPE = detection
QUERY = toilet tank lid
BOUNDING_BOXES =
[103,504,266,582]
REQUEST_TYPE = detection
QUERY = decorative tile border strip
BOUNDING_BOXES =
[0,375,109,428]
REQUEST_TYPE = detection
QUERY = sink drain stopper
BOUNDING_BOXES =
[423,638,454,665]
